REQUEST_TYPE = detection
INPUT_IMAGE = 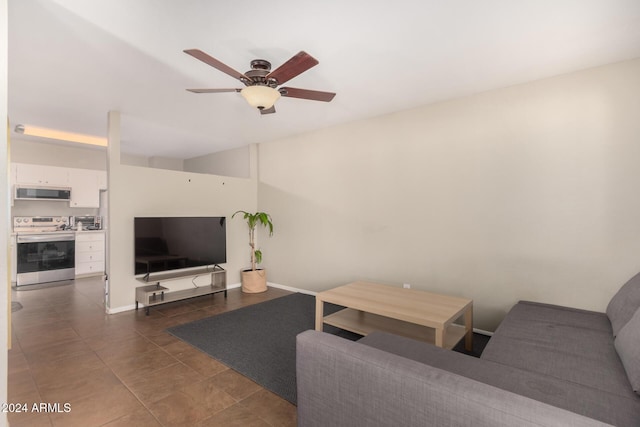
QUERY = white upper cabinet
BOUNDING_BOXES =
[68,168,101,208]
[10,163,16,187]
[15,163,69,187]
[13,163,107,208]
[98,171,107,190]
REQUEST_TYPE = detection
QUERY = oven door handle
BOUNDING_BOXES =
[17,234,75,243]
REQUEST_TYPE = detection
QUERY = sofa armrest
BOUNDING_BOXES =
[296,331,611,427]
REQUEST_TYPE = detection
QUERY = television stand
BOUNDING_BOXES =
[135,266,227,315]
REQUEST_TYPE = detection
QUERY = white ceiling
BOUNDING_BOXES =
[8,0,640,159]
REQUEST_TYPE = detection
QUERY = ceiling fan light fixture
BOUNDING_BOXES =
[240,85,281,110]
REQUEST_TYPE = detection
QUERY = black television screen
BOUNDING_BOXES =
[134,216,226,275]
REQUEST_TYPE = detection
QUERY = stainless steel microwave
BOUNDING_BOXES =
[14,185,71,201]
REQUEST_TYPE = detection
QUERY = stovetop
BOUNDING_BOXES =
[13,216,70,233]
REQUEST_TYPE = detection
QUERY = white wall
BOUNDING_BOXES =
[120,146,250,178]
[184,145,250,178]
[11,138,106,170]
[106,112,257,311]
[148,156,184,171]
[1,1,9,424]
[258,58,640,331]
[120,152,149,167]
[120,154,184,171]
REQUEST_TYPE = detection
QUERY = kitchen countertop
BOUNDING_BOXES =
[12,229,105,236]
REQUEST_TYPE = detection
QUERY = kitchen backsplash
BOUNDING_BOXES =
[12,199,99,218]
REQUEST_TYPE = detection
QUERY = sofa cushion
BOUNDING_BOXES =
[615,307,640,395]
[359,331,640,426]
[607,272,640,336]
[481,301,632,397]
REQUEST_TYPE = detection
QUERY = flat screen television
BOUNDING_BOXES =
[134,216,226,275]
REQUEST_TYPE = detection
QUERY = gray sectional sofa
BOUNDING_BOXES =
[296,274,640,426]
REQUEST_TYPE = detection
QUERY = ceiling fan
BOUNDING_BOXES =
[184,49,336,114]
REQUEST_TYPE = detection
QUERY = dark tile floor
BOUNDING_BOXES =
[8,277,296,427]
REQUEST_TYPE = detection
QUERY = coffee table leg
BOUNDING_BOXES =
[464,304,473,351]
[435,328,444,348]
[315,297,324,331]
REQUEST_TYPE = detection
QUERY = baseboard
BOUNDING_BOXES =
[107,304,137,314]
[267,282,316,296]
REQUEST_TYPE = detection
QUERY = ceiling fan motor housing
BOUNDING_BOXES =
[250,59,271,70]
[245,60,279,88]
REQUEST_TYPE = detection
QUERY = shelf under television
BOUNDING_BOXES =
[136,265,225,283]
[135,266,227,315]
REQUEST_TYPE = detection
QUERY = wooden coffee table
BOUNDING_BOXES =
[315,281,473,350]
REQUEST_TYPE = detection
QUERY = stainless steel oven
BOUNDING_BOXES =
[14,216,75,286]
[16,233,76,286]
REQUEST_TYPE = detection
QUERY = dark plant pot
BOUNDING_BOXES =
[241,269,267,293]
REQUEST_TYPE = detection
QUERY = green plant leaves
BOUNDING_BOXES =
[232,210,273,235]
[233,210,274,270]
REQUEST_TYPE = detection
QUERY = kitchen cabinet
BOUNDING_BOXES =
[12,163,107,208]
[98,171,107,190]
[75,232,105,277]
[15,163,69,186]
[68,168,100,208]
[10,163,16,187]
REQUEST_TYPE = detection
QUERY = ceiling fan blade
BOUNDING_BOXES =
[184,49,250,83]
[266,51,319,85]
[186,88,241,93]
[260,106,276,115]
[279,87,336,102]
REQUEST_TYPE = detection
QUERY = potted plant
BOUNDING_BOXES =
[232,210,274,293]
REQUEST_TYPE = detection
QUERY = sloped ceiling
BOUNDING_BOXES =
[8,0,640,159]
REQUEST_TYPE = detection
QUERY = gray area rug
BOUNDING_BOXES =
[166,293,353,404]
[167,292,489,404]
